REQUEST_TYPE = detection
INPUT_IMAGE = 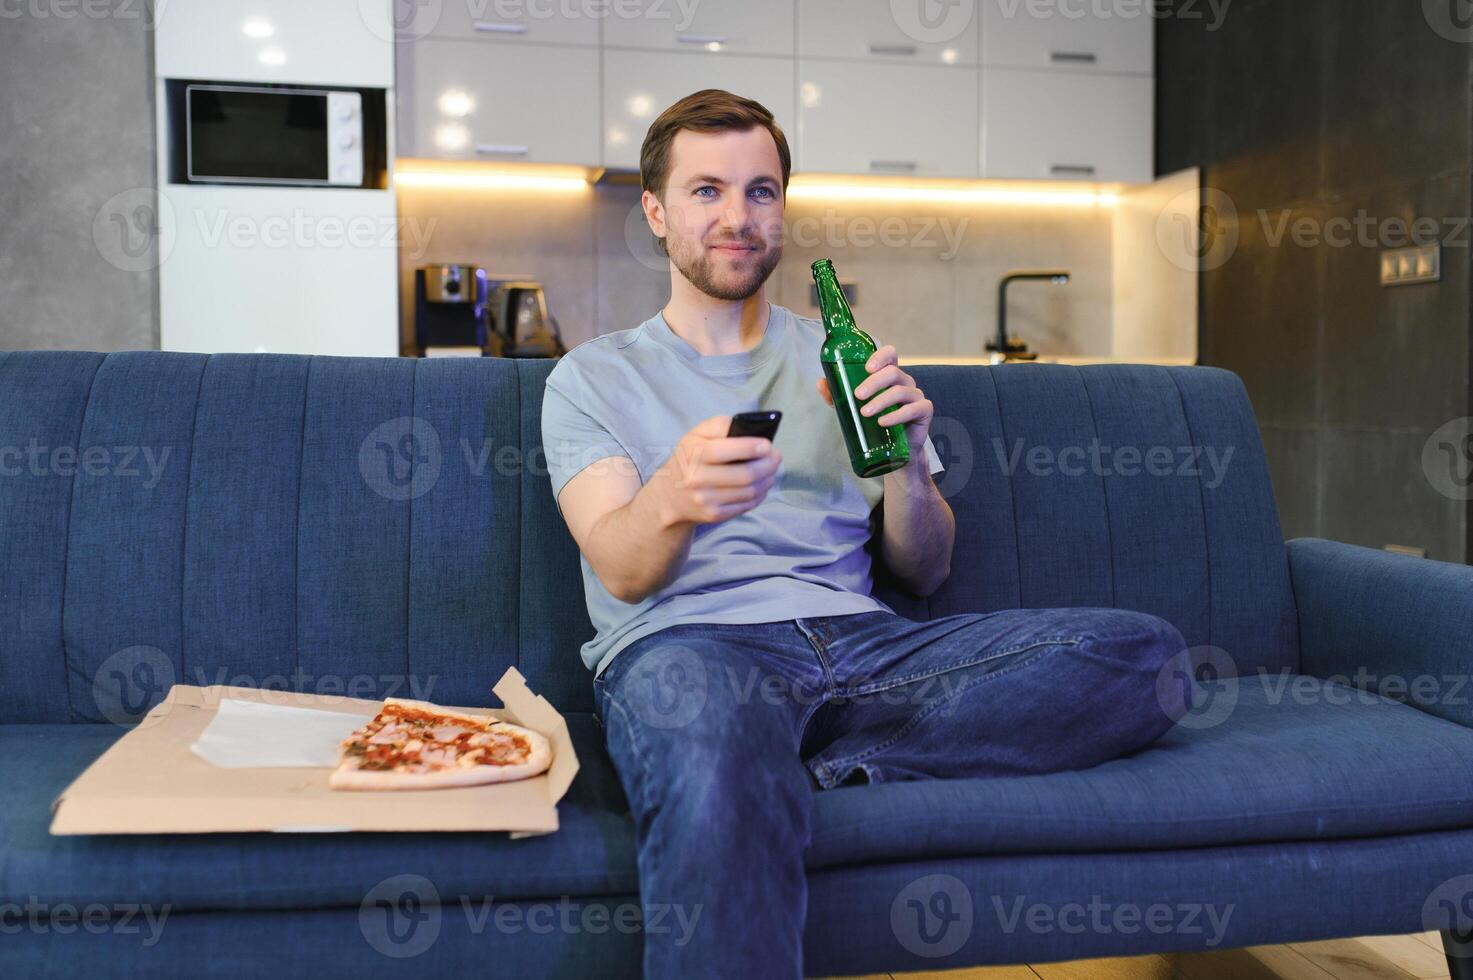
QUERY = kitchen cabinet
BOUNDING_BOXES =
[602,0,795,56]
[797,0,979,65]
[395,3,1154,185]
[798,60,978,176]
[981,68,1152,182]
[602,49,796,170]
[402,39,600,164]
[980,3,1152,75]
[422,3,599,46]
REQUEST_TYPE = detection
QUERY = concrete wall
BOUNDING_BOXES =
[0,1,159,351]
[1158,0,1472,563]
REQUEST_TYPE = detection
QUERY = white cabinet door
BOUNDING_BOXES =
[406,39,600,164]
[797,0,979,65]
[602,0,795,56]
[602,49,797,169]
[798,60,979,177]
[422,1,599,45]
[981,1,1152,74]
[981,68,1152,182]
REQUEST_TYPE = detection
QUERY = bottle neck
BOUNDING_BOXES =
[813,272,857,335]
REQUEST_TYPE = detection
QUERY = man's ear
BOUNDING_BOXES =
[641,189,667,246]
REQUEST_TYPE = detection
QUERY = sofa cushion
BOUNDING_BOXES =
[10,677,1473,912]
[2,714,637,911]
[804,674,1473,867]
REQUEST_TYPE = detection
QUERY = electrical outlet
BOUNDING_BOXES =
[1380,245,1440,287]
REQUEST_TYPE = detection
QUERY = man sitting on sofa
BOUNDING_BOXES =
[541,88,1189,979]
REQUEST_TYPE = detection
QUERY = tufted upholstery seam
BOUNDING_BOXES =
[1078,367,1117,608]
[293,358,314,690]
[1165,367,1214,653]
[513,360,525,680]
[179,356,211,683]
[989,368,1025,610]
[406,359,417,686]
[57,353,107,723]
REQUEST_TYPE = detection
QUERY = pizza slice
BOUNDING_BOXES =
[329,697,552,791]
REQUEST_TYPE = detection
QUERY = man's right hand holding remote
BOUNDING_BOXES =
[555,414,782,605]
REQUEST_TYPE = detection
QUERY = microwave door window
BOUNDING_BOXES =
[188,89,329,183]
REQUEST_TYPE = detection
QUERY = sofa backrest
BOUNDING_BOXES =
[0,351,1298,724]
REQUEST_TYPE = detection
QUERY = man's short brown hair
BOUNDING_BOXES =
[639,89,792,199]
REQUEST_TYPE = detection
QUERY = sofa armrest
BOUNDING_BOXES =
[1287,537,1473,727]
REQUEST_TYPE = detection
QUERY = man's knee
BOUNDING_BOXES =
[1077,609,1187,669]
[1066,609,1191,737]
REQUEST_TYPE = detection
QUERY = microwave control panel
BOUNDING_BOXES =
[326,91,364,186]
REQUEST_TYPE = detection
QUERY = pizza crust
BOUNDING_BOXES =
[328,711,553,792]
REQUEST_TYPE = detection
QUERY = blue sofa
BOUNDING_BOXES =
[4,350,1473,978]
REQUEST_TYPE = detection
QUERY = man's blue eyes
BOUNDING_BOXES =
[694,186,776,201]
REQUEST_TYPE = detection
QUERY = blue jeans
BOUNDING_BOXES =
[591,607,1189,979]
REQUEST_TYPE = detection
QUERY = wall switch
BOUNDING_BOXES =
[1380,245,1440,286]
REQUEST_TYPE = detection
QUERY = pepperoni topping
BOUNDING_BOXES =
[340,707,532,773]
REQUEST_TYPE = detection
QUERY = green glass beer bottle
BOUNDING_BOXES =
[812,258,911,478]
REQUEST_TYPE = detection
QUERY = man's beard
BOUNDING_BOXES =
[666,230,782,302]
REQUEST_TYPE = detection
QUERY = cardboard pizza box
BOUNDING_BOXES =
[49,666,578,836]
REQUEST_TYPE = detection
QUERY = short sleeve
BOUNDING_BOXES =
[540,380,635,514]
[922,435,945,477]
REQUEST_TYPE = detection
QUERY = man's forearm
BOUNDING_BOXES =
[585,473,695,605]
[880,450,955,597]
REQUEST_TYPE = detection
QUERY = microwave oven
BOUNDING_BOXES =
[163,79,389,189]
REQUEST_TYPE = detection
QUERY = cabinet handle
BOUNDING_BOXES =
[870,160,918,172]
[1050,164,1097,177]
[676,32,728,44]
[1050,51,1098,64]
[868,43,918,56]
[474,21,529,34]
[476,144,530,156]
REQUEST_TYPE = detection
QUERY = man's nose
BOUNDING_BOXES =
[719,197,750,230]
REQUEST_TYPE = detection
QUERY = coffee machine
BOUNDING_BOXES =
[413,264,494,355]
[413,264,566,358]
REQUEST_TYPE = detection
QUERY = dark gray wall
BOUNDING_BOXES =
[0,3,159,351]
[1159,0,1472,563]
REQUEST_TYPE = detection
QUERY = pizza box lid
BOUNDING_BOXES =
[49,666,579,836]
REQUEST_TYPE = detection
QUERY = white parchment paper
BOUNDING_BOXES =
[190,698,376,769]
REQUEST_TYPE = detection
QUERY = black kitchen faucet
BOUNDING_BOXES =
[989,270,1071,362]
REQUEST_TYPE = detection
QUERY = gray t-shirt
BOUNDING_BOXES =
[541,303,944,676]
